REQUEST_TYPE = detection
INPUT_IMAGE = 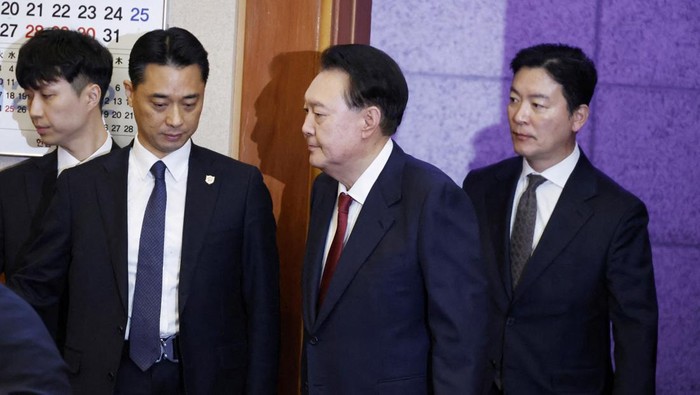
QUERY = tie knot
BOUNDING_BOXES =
[151,161,166,180]
[337,193,353,214]
[526,174,546,191]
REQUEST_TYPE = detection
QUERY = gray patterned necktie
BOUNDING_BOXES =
[510,174,547,288]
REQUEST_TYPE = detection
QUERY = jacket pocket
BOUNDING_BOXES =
[551,367,603,393]
[377,374,427,395]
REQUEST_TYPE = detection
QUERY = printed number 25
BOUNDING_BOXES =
[131,7,149,22]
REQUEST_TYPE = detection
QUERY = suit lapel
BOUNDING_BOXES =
[514,154,597,301]
[178,145,221,314]
[24,151,58,215]
[489,159,521,300]
[314,146,402,328]
[95,149,130,312]
[302,176,337,330]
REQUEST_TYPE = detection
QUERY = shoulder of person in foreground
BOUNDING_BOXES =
[0,283,71,395]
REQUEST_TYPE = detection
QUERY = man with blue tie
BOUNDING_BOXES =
[11,27,280,394]
[463,43,658,394]
[300,44,490,394]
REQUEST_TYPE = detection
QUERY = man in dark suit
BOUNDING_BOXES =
[0,283,70,395]
[463,43,658,394]
[1,29,115,282]
[300,44,490,394]
[11,27,280,394]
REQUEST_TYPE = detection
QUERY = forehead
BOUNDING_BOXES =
[305,69,349,104]
[511,67,562,96]
[136,64,205,94]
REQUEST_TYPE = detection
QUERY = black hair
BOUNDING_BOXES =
[510,43,597,114]
[128,27,209,88]
[17,29,113,108]
[320,44,408,135]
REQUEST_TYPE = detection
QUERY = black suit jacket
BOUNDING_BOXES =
[0,283,70,395]
[301,143,490,394]
[0,150,57,280]
[463,152,658,394]
[0,141,120,281]
[11,143,280,394]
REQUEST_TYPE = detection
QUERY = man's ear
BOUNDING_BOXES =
[85,83,102,110]
[124,80,134,106]
[571,104,590,133]
[360,105,382,138]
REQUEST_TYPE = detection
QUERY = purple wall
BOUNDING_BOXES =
[372,1,700,392]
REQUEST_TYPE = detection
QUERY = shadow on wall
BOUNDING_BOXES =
[248,50,319,392]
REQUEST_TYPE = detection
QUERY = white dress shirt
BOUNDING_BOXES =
[321,139,394,275]
[56,132,113,176]
[125,137,191,339]
[510,144,580,250]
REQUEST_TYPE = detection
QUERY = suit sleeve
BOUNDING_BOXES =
[419,181,491,394]
[241,168,281,394]
[607,200,658,395]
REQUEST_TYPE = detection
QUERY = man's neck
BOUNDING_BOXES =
[61,115,109,161]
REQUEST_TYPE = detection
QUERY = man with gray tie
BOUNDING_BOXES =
[463,43,658,394]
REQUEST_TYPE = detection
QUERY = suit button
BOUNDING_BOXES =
[108,371,115,381]
[506,317,516,326]
[490,359,497,367]
[309,336,319,345]
[117,325,125,334]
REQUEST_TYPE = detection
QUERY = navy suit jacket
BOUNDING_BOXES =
[463,152,658,394]
[0,283,70,395]
[301,143,490,394]
[11,143,280,394]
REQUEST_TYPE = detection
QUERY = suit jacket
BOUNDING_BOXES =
[0,150,57,280]
[301,143,490,394]
[0,283,70,395]
[463,152,658,395]
[0,141,120,281]
[11,143,280,395]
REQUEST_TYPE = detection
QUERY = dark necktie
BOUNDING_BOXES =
[510,174,546,288]
[130,160,167,371]
[318,193,353,308]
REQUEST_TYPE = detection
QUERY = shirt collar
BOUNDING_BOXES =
[57,134,113,176]
[520,143,580,188]
[338,139,393,204]
[131,137,191,182]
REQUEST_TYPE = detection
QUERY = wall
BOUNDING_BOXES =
[372,0,699,393]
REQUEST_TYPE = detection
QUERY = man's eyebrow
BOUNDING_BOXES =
[510,87,550,100]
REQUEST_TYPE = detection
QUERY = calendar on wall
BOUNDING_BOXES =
[0,0,167,156]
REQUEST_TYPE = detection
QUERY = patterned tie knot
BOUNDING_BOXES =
[337,193,353,215]
[151,160,166,180]
[526,173,546,191]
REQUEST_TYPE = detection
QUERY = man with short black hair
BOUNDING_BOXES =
[300,44,490,393]
[463,43,658,394]
[1,28,114,282]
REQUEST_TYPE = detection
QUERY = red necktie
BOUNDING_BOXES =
[318,193,353,307]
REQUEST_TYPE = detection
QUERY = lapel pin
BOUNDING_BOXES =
[205,175,215,185]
